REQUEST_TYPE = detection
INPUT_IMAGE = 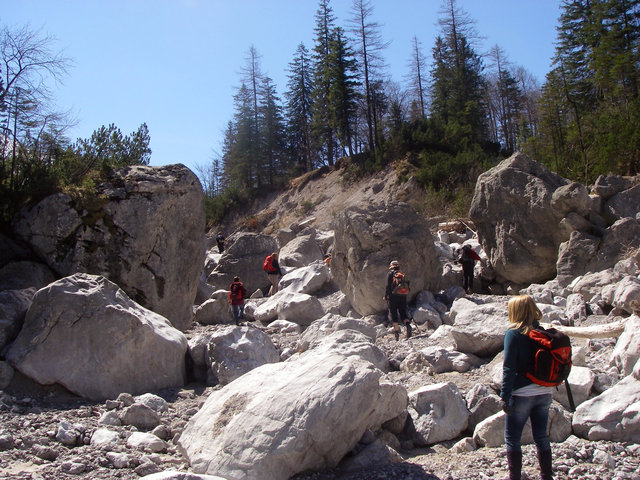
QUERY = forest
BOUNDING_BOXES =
[1,0,639,227]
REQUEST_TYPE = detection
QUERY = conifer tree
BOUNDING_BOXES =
[311,0,338,166]
[326,27,360,157]
[258,75,287,186]
[430,0,486,144]
[285,43,315,173]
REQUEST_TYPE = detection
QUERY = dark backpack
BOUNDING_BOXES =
[230,282,243,300]
[525,326,572,387]
[392,271,410,295]
[459,246,474,265]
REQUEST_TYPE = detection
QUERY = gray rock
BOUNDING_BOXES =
[12,165,205,331]
[6,274,187,400]
[332,203,440,316]
[470,153,569,285]
[0,287,35,351]
[178,338,406,480]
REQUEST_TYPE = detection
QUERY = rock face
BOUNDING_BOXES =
[332,203,440,316]
[6,273,188,400]
[207,232,278,294]
[178,332,406,480]
[12,165,205,331]
[469,153,569,285]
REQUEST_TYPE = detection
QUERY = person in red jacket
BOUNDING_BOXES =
[228,276,247,325]
[263,252,282,296]
[458,245,482,293]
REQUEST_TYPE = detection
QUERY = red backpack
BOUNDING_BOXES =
[263,255,274,272]
[392,271,410,295]
[525,327,572,387]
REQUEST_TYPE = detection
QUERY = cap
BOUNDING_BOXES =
[389,260,400,268]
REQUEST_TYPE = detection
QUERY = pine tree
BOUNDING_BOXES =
[311,0,338,166]
[258,76,287,186]
[285,43,315,173]
[326,27,360,157]
[430,0,486,145]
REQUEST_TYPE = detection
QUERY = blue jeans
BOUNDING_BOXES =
[504,394,552,452]
[232,304,244,322]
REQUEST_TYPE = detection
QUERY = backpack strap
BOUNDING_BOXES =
[565,381,576,412]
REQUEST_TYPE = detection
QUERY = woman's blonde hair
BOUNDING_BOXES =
[507,295,542,334]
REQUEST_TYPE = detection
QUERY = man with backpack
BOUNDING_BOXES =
[216,232,226,253]
[384,260,411,340]
[458,244,482,293]
[228,276,247,325]
[500,294,561,480]
[263,252,282,296]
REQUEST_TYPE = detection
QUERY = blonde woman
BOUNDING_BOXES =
[500,295,554,480]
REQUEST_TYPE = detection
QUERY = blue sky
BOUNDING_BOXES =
[4,0,562,176]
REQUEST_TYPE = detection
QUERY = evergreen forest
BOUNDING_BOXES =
[1,0,639,228]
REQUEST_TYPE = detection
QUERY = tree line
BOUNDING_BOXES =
[2,0,638,228]
[202,0,639,224]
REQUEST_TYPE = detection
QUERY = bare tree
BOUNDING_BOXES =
[406,35,428,119]
[349,0,389,152]
[0,24,72,189]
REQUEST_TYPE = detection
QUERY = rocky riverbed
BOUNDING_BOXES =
[1,319,638,480]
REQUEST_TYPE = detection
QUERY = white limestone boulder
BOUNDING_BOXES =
[572,372,640,442]
[178,345,406,479]
[613,277,640,315]
[610,315,640,376]
[448,298,509,357]
[554,366,595,409]
[279,234,324,268]
[278,261,332,295]
[194,290,233,325]
[407,382,469,445]
[6,273,187,400]
[206,326,280,385]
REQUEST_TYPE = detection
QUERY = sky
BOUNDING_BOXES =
[4,0,563,177]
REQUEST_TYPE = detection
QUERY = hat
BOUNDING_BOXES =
[389,260,400,268]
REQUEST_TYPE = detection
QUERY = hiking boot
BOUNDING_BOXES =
[406,323,412,338]
[394,330,400,341]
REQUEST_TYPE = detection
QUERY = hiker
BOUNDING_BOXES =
[323,253,331,266]
[384,260,411,340]
[228,276,247,325]
[216,232,226,253]
[263,252,282,296]
[500,295,554,480]
[458,244,481,293]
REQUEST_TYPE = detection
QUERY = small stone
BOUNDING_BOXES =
[32,444,58,461]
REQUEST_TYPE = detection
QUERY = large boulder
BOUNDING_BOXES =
[572,372,640,442]
[556,218,640,286]
[331,203,440,316]
[0,261,56,293]
[0,288,35,351]
[469,153,569,285]
[5,273,187,400]
[447,297,509,357]
[206,326,280,385]
[407,382,469,445]
[278,234,324,268]
[12,165,205,331]
[605,183,640,222]
[178,336,407,480]
[278,261,332,295]
[207,232,278,294]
